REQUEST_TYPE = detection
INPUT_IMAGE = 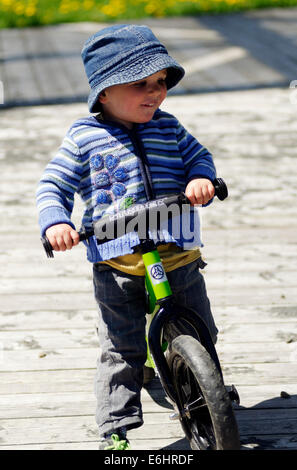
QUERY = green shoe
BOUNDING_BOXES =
[98,433,131,450]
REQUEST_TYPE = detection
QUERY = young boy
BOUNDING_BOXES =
[36,24,218,450]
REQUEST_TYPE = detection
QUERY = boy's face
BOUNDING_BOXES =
[99,69,167,129]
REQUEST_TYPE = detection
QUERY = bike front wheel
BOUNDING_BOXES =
[168,335,240,450]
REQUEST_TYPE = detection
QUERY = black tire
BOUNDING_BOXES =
[168,335,240,450]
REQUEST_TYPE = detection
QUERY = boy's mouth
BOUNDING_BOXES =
[141,102,156,108]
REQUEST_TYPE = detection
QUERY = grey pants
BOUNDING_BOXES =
[92,258,218,436]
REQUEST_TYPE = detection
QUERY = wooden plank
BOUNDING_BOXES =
[44,28,89,98]
[0,369,95,394]
[222,363,297,386]
[0,310,98,331]
[1,338,295,373]
[0,292,98,313]
[0,383,296,420]
[216,323,297,343]
[204,13,297,78]
[1,327,296,360]
[0,348,99,372]
[0,409,296,448]
[1,362,297,396]
[231,384,297,410]
[0,304,296,333]
[0,329,99,351]
[1,434,297,450]
[2,268,296,294]
[0,438,191,450]
[0,435,295,450]
[217,344,297,364]
[0,391,97,420]
[0,388,172,420]
[0,286,295,313]
[0,415,184,446]
[0,276,94,294]
[235,408,297,436]
[0,29,39,103]
[240,434,297,450]
[214,304,297,324]
[3,308,296,340]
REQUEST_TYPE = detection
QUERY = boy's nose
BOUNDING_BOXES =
[148,82,162,95]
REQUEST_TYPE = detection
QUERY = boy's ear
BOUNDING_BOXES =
[99,90,108,104]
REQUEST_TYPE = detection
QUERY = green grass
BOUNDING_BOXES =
[0,0,297,29]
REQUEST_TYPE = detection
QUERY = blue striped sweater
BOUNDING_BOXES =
[36,109,216,262]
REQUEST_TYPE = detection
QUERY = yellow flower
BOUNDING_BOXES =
[102,0,126,17]
[14,2,25,15]
[144,0,165,16]
[70,1,81,11]
[59,0,72,14]
[25,5,36,15]
[1,0,13,7]
[83,0,94,9]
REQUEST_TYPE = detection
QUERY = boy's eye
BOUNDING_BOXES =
[131,77,167,89]
[133,78,166,88]
[133,81,146,88]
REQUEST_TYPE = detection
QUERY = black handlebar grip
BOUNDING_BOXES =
[41,236,54,258]
[213,177,228,200]
[41,229,94,258]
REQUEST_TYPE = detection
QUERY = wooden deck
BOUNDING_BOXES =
[0,86,297,451]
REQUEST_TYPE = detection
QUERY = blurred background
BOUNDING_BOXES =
[0,0,296,28]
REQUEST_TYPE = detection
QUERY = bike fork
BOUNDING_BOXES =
[147,302,177,403]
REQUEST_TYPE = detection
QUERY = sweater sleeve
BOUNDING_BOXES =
[36,132,83,236]
[176,122,216,183]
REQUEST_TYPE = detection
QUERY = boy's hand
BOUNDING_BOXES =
[45,224,80,252]
[185,178,215,205]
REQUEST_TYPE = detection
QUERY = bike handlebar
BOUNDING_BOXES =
[41,177,228,258]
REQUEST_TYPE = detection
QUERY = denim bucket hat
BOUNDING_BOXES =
[81,24,185,113]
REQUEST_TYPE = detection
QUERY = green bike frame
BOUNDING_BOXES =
[143,248,172,369]
[143,249,172,312]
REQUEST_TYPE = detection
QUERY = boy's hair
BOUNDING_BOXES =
[81,24,185,113]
